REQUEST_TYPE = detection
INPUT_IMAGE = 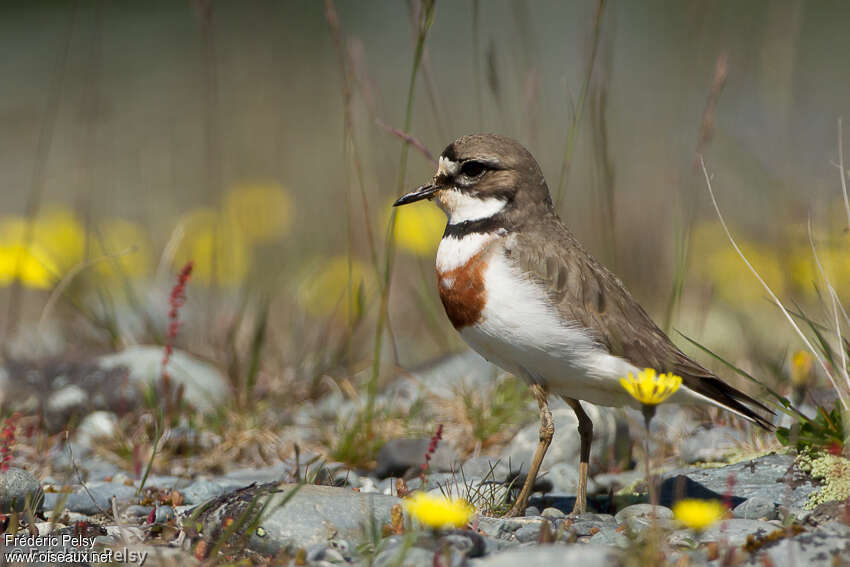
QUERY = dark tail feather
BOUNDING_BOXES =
[682,374,775,430]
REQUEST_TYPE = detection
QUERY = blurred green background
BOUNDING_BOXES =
[1,0,849,390]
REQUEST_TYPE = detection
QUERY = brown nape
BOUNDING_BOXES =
[436,249,489,329]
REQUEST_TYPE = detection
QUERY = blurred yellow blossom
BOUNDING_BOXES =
[298,255,374,319]
[172,208,251,286]
[790,350,814,388]
[691,221,786,305]
[620,368,682,406]
[33,208,86,272]
[224,182,293,244]
[92,218,153,279]
[672,499,727,531]
[384,200,444,256]
[0,206,86,288]
[789,244,850,302]
[0,243,57,288]
[403,492,474,529]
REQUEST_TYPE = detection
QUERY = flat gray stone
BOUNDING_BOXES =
[697,518,776,547]
[680,425,747,463]
[460,457,510,480]
[588,528,631,548]
[753,523,850,567]
[374,546,435,567]
[733,495,778,520]
[514,523,543,542]
[65,481,138,515]
[544,462,599,495]
[0,467,43,513]
[195,483,401,553]
[667,453,816,513]
[180,478,252,505]
[98,345,229,412]
[470,543,620,566]
[541,507,565,520]
[386,352,499,409]
[566,513,617,537]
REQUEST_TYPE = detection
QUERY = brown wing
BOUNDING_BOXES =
[508,216,773,429]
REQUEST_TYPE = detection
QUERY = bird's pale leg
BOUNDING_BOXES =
[506,384,553,517]
[566,398,593,515]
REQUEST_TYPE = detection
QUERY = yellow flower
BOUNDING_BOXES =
[619,368,682,406]
[691,221,786,306]
[172,208,251,286]
[0,243,57,288]
[0,207,86,287]
[298,255,374,320]
[224,182,293,244]
[673,499,727,531]
[384,200,444,256]
[92,218,153,279]
[33,208,86,272]
[403,492,474,529]
[790,350,814,388]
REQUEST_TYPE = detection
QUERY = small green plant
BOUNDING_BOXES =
[777,403,845,451]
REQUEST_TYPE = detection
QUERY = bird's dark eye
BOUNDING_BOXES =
[461,161,486,177]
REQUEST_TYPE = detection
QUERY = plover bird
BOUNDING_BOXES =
[394,134,772,516]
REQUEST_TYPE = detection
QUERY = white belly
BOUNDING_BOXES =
[458,250,642,407]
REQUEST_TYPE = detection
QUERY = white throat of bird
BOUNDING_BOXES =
[436,188,506,225]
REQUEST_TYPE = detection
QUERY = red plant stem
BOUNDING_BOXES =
[161,261,193,413]
[421,424,443,483]
[1,413,21,472]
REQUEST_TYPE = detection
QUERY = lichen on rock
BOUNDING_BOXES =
[795,449,850,509]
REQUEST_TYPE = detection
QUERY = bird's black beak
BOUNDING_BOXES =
[393,183,438,206]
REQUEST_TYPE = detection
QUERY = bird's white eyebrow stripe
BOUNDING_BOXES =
[437,156,460,177]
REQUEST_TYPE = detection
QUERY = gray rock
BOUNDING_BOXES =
[544,462,599,495]
[426,477,509,510]
[385,352,499,410]
[142,474,192,490]
[0,467,43,513]
[374,546,435,567]
[73,411,118,447]
[615,503,673,524]
[503,402,617,472]
[98,345,230,412]
[680,425,746,463]
[668,453,816,514]
[523,506,540,517]
[541,507,565,520]
[153,505,175,523]
[753,522,850,567]
[375,438,460,479]
[476,516,523,539]
[695,518,776,547]
[223,463,291,484]
[460,457,510,480]
[180,478,250,505]
[65,481,138,515]
[470,543,620,566]
[588,528,631,548]
[195,483,401,554]
[593,469,643,493]
[566,513,617,537]
[514,522,543,542]
[732,495,778,520]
